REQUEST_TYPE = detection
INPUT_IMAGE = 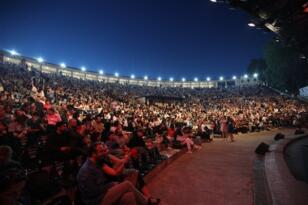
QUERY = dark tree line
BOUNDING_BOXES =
[247,41,308,94]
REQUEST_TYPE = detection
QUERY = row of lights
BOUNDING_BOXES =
[7,49,258,82]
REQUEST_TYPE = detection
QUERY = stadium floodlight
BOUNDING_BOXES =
[60,63,66,68]
[253,73,258,78]
[9,50,19,56]
[130,74,135,79]
[182,78,186,82]
[144,76,148,80]
[81,66,86,72]
[219,76,224,81]
[169,77,174,82]
[157,77,162,81]
[206,77,211,81]
[248,22,256,27]
[99,70,104,75]
[194,77,198,82]
[37,57,44,63]
[232,75,237,80]
[244,74,248,78]
[210,0,217,2]
[115,72,119,77]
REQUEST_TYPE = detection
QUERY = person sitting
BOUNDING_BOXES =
[177,127,201,154]
[128,128,160,172]
[97,142,160,205]
[77,142,154,205]
[0,146,26,205]
[45,121,84,161]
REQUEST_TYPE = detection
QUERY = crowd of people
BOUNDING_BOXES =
[0,62,307,205]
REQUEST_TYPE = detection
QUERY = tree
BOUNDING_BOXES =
[248,41,308,94]
[247,58,267,82]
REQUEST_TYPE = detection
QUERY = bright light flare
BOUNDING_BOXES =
[9,50,20,56]
[248,22,256,27]
[37,57,44,63]
[60,63,66,68]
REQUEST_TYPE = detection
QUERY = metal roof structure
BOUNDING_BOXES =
[224,0,308,56]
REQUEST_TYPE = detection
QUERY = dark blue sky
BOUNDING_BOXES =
[0,0,272,80]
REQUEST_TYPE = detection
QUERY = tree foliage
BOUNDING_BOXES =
[247,58,267,82]
[247,41,308,94]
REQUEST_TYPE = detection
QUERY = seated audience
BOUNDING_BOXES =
[0,61,307,204]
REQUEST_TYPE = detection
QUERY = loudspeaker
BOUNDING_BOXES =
[274,133,285,141]
[255,142,269,155]
[294,129,304,135]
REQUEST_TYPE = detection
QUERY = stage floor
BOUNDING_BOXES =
[148,128,297,205]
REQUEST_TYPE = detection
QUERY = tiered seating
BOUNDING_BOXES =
[0,61,307,204]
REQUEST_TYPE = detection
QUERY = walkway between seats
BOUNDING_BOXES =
[148,128,296,205]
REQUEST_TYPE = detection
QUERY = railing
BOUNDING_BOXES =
[0,50,260,89]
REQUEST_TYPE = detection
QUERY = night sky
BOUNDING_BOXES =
[0,0,273,80]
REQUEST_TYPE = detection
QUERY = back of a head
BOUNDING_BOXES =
[0,145,12,165]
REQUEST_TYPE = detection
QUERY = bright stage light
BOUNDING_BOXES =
[115,72,119,77]
[244,74,248,78]
[253,73,258,78]
[232,76,237,80]
[60,63,66,68]
[219,76,224,81]
[144,76,148,80]
[37,57,44,63]
[194,77,198,82]
[9,50,19,56]
[182,78,186,82]
[81,66,86,71]
[157,77,162,81]
[206,77,211,81]
[169,77,174,82]
[99,70,104,74]
[131,74,135,79]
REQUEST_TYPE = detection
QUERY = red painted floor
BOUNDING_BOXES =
[148,128,296,205]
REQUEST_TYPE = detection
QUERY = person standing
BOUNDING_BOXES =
[220,117,228,141]
[227,117,235,142]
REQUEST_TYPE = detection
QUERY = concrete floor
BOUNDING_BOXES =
[148,129,296,205]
